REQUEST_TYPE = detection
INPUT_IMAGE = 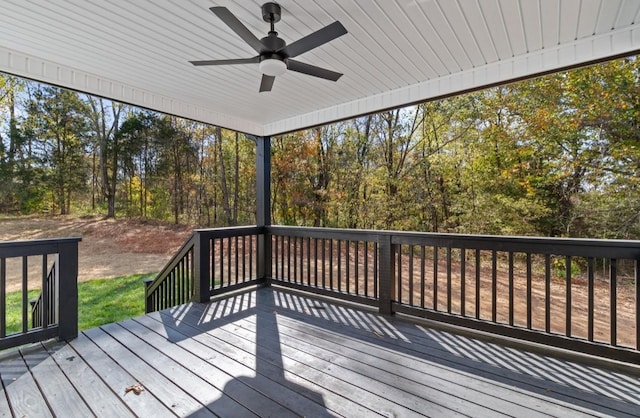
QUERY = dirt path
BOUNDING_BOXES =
[0,216,193,291]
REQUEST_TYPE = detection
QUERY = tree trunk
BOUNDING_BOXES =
[233,132,240,225]
[217,127,233,225]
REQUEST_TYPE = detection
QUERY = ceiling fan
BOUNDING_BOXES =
[190,2,347,92]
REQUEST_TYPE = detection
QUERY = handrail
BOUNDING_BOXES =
[145,226,264,313]
[267,225,640,258]
[146,233,196,297]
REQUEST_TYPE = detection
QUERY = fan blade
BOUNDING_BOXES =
[259,74,276,92]
[280,21,347,58]
[287,60,342,81]
[210,7,264,53]
[190,57,260,66]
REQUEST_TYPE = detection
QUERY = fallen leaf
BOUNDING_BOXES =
[125,382,144,396]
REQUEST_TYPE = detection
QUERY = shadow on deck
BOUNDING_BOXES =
[1,286,639,417]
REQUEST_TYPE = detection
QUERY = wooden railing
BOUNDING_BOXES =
[149,225,640,363]
[268,227,380,307]
[268,226,640,364]
[144,233,196,312]
[0,238,80,351]
[31,255,58,328]
[145,226,263,312]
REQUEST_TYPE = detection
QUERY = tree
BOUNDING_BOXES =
[86,97,124,217]
[27,86,89,214]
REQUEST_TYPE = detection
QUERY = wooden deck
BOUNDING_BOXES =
[1,287,639,417]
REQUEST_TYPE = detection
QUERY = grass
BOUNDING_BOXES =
[5,273,151,334]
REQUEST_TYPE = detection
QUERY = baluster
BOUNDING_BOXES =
[409,245,414,306]
[460,248,466,317]
[545,254,551,333]
[420,246,425,309]
[491,250,497,323]
[610,259,617,346]
[475,249,480,320]
[526,253,532,329]
[446,247,452,313]
[588,257,594,341]
[566,256,572,337]
[42,254,48,328]
[22,256,28,333]
[508,252,514,326]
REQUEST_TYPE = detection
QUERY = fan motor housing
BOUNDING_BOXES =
[261,34,286,52]
[262,2,281,23]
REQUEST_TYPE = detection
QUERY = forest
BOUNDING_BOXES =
[0,56,638,239]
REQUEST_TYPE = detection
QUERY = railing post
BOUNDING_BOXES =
[193,232,210,303]
[258,229,272,286]
[378,233,396,315]
[143,277,153,313]
[57,240,78,341]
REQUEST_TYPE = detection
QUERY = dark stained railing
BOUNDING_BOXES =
[0,238,80,351]
[144,233,196,313]
[31,255,58,328]
[145,226,263,312]
[269,227,379,307]
[388,231,640,363]
[269,226,640,364]
[148,225,640,363]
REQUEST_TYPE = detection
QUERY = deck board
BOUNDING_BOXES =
[83,326,213,417]
[44,339,135,417]
[1,286,639,417]
[134,313,380,417]
[68,333,174,417]
[0,345,52,418]
[116,318,294,418]
[21,341,94,417]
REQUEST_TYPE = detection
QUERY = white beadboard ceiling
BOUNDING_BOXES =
[1,0,639,136]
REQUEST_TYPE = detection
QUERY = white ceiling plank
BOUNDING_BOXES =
[499,0,528,55]
[401,1,461,74]
[615,0,640,27]
[420,0,474,70]
[478,0,513,60]
[370,0,440,79]
[519,0,544,52]
[559,0,582,42]
[382,2,442,77]
[541,0,561,48]
[439,0,488,67]
[460,0,499,64]
[577,0,603,38]
[595,0,623,33]
[0,0,637,136]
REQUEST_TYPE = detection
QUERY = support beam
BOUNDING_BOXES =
[256,136,271,227]
[255,136,272,283]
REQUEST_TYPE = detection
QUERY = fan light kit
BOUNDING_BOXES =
[190,2,347,92]
[259,58,287,77]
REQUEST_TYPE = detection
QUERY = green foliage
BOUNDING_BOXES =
[1,56,639,238]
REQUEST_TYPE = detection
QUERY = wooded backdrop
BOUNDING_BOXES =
[0,57,638,238]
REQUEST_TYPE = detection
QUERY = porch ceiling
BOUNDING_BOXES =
[1,0,639,137]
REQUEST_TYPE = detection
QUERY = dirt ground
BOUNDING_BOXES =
[0,215,193,291]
